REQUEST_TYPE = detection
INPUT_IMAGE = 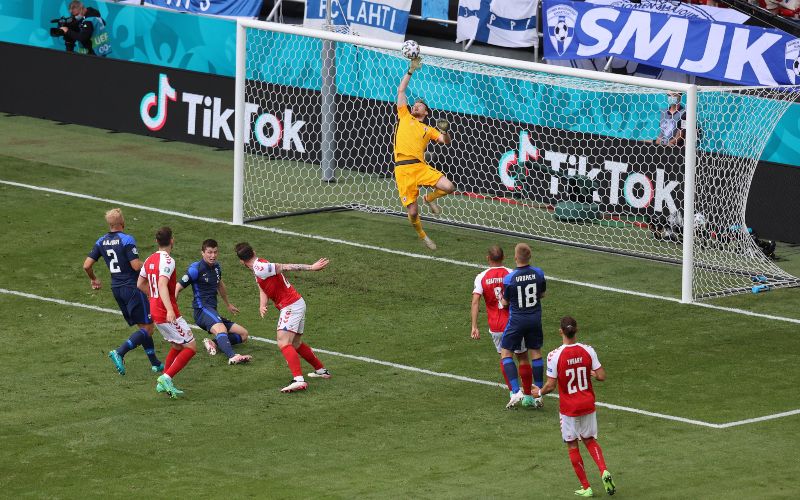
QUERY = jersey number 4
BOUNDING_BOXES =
[516,283,537,308]
[565,366,589,394]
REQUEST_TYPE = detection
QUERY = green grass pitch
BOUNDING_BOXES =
[1,115,799,498]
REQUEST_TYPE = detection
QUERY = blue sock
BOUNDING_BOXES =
[228,333,243,345]
[116,328,147,357]
[532,358,544,389]
[215,333,236,358]
[140,333,161,366]
[502,357,520,393]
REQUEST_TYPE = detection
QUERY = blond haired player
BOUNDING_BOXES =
[395,56,454,250]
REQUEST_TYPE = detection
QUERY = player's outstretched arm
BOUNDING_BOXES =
[82,257,101,290]
[397,57,421,106]
[470,294,481,339]
[275,258,330,274]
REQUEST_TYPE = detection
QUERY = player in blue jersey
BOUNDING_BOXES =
[176,239,252,365]
[83,208,163,375]
[500,243,546,409]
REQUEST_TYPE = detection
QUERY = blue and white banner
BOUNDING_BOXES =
[543,0,800,86]
[456,0,538,48]
[551,0,749,83]
[588,0,748,24]
[304,0,412,42]
[143,0,263,17]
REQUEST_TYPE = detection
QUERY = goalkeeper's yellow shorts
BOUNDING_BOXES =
[394,161,444,207]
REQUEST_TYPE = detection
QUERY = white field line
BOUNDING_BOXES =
[3,287,798,429]
[3,180,800,326]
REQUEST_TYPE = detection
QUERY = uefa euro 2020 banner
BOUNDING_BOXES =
[143,0,263,17]
[304,0,412,42]
[456,0,538,48]
[543,0,800,86]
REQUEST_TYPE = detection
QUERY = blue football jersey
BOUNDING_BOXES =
[502,265,546,315]
[178,260,221,310]
[88,231,140,288]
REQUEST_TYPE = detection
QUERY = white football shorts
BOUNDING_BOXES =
[491,331,527,354]
[156,317,195,344]
[560,412,598,442]
[277,298,306,334]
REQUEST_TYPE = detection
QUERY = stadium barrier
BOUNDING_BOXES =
[1,40,799,248]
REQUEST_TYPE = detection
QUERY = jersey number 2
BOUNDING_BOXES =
[565,366,589,394]
[106,249,120,273]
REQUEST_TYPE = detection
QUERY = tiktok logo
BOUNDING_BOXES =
[140,74,177,131]
[498,130,540,190]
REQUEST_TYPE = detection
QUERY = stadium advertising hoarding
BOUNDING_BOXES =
[3,41,798,241]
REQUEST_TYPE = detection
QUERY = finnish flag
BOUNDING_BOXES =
[456,0,538,48]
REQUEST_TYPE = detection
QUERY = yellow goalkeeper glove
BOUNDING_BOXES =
[435,119,449,133]
[408,57,422,74]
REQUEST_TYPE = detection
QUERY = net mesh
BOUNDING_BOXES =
[240,25,800,300]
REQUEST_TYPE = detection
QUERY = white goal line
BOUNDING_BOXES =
[2,287,798,429]
[2,179,800,326]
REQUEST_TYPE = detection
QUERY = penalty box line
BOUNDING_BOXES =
[2,180,800,326]
[2,287,797,429]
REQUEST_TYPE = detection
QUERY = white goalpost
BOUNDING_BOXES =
[233,19,800,303]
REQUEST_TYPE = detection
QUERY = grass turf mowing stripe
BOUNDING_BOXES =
[5,286,799,429]
[3,179,800,326]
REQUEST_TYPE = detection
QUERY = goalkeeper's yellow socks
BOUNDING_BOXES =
[424,189,449,203]
[408,213,426,239]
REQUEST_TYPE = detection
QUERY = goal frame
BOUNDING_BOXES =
[232,19,703,303]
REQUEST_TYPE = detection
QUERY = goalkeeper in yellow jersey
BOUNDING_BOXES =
[395,56,454,250]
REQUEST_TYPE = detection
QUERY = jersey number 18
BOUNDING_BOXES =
[516,283,537,308]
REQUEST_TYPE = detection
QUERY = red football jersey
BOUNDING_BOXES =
[139,250,181,323]
[546,343,602,417]
[473,266,511,333]
[252,258,302,310]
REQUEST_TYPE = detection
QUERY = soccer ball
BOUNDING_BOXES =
[401,39,420,59]
[553,21,570,42]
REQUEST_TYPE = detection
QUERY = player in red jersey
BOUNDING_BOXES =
[137,227,196,398]
[235,242,330,393]
[540,316,616,497]
[470,245,538,407]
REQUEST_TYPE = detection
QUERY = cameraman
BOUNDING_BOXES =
[58,1,110,56]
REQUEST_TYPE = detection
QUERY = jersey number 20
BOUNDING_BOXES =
[565,366,589,394]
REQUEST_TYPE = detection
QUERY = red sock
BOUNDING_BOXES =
[584,438,608,472]
[499,359,512,391]
[164,347,179,370]
[569,447,591,489]
[519,363,533,395]
[280,345,303,377]
[296,343,324,370]
[165,348,195,378]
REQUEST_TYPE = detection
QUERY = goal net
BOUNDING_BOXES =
[233,20,800,302]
